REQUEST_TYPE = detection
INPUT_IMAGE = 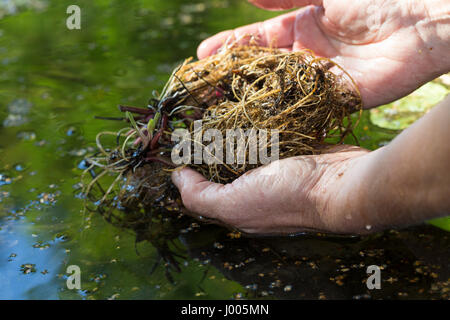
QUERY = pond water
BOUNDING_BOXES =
[0,0,449,300]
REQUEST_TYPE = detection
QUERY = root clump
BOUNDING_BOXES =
[81,43,362,238]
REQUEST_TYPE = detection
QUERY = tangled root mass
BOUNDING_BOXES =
[81,43,362,239]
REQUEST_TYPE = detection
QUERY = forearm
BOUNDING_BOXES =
[356,95,450,231]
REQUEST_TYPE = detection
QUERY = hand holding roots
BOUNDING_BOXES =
[81,43,362,235]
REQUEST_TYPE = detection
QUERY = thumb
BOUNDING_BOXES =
[171,167,228,219]
[248,0,322,10]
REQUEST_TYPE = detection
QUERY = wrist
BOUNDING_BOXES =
[353,140,448,234]
[353,147,411,232]
[333,150,385,234]
[332,147,421,234]
[318,150,379,234]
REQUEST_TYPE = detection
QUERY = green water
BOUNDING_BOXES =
[0,0,448,300]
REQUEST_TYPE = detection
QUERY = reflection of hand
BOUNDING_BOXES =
[172,98,450,235]
[197,0,450,108]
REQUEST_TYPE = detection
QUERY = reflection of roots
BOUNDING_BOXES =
[80,43,362,276]
[82,163,191,281]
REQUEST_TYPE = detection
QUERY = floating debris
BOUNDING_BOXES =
[0,191,10,202]
[66,126,77,136]
[2,99,32,127]
[32,241,50,250]
[20,263,36,274]
[34,140,47,147]
[107,293,120,300]
[245,284,258,290]
[269,280,282,289]
[37,192,60,205]
[16,131,37,141]
[0,174,12,186]
[7,253,17,262]
[213,242,224,249]
[283,285,293,292]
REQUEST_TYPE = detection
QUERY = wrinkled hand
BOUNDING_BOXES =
[172,146,373,235]
[171,91,450,236]
[198,0,450,108]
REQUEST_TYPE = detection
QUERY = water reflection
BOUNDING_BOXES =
[179,224,450,299]
[105,199,450,300]
[0,218,65,299]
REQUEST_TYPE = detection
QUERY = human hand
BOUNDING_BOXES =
[197,0,450,108]
[172,97,450,236]
[172,145,374,235]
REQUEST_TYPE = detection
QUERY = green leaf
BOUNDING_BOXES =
[428,216,450,232]
[148,112,160,133]
[126,111,138,131]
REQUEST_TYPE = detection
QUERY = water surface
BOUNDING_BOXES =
[0,0,448,300]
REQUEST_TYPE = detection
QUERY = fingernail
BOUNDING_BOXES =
[197,41,210,59]
[172,168,187,188]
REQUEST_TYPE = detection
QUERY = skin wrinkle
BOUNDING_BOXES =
[318,1,382,44]
[258,20,274,47]
[352,99,450,233]
[331,152,374,232]
[292,3,440,107]
[197,11,299,57]
[410,0,450,71]
[343,37,429,104]
[295,6,339,56]
[226,158,324,232]
[412,25,446,74]
[173,96,450,234]
[308,150,368,230]
[197,1,448,107]
[362,150,414,231]
[322,8,371,43]
[175,1,450,235]
[223,176,265,225]
[249,0,323,10]
[267,14,296,48]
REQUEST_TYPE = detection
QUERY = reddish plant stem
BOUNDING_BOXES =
[150,130,163,150]
[149,114,169,150]
[119,105,154,115]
